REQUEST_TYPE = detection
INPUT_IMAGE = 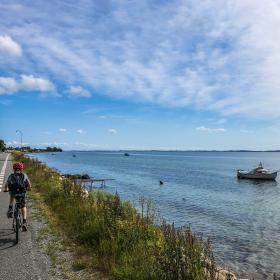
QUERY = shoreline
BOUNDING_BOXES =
[27,151,280,279]
[42,150,280,152]
[11,149,280,154]
[26,150,274,279]
[14,151,242,280]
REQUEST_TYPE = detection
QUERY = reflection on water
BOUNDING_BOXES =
[29,151,280,279]
[237,178,278,187]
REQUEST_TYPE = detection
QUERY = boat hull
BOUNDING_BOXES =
[237,170,277,180]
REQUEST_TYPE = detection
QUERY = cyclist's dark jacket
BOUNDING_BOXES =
[7,173,29,194]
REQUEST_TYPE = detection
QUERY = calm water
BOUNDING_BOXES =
[29,151,280,279]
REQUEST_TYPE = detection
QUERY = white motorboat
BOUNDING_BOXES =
[237,162,277,180]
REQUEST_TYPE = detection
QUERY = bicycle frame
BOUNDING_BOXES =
[12,194,24,244]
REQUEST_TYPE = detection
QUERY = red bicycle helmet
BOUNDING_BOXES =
[13,162,24,171]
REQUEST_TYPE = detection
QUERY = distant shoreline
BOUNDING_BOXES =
[60,149,280,153]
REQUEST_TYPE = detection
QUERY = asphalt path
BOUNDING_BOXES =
[0,153,56,280]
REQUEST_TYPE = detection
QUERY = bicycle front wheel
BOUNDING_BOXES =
[15,215,19,244]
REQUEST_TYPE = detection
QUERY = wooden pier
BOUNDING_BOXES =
[61,173,115,190]
[74,178,115,189]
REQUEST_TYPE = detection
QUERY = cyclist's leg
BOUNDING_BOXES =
[22,207,27,220]
[21,207,28,231]
[21,196,28,231]
[7,193,14,218]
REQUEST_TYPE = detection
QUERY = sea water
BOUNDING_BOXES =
[29,151,280,279]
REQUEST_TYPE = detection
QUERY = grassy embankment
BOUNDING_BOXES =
[14,152,229,280]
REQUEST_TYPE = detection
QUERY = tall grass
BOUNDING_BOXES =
[14,152,231,280]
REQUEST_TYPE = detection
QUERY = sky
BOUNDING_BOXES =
[1,0,280,150]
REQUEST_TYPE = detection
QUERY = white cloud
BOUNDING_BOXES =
[6,141,19,145]
[73,142,107,149]
[68,86,91,98]
[59,128,67,132]
[0,35,22,57]
[40,142,69,147]
[6,140,29,146]
[196,126,226,133]
[1,1,280,118]
[76,129,85,134]
[108,128,117,134]
[21,75,55,92]
[39,141,109,150]
[0,77,18,95]
[0,75,55,95]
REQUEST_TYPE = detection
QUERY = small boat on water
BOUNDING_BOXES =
[124,152,130,157]
[237,162,277,180]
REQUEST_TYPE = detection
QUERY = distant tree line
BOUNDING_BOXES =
[8,146,63,152]
[0,140,62,153]
[45,146,63,152]
[0,139,6,152]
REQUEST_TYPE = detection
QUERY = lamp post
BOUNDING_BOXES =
[16,130,23,148]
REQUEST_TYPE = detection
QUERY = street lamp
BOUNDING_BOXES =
[16,130,23,148]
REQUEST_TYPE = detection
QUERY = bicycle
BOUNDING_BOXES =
[4,189,25,244]
[12,193,25,244]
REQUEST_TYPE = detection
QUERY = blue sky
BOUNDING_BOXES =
[1,0,280,150]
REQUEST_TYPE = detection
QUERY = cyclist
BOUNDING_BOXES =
[4,162,31,231]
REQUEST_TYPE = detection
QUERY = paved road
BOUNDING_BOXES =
[0,153,56,280]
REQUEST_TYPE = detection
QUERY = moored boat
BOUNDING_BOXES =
[237,162,277,180]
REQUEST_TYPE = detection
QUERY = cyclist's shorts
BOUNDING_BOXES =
[10,192,26,208]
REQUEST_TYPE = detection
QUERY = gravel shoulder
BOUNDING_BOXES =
[28,193,106,280]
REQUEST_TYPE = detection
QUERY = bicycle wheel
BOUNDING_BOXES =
[15,211,19,244]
